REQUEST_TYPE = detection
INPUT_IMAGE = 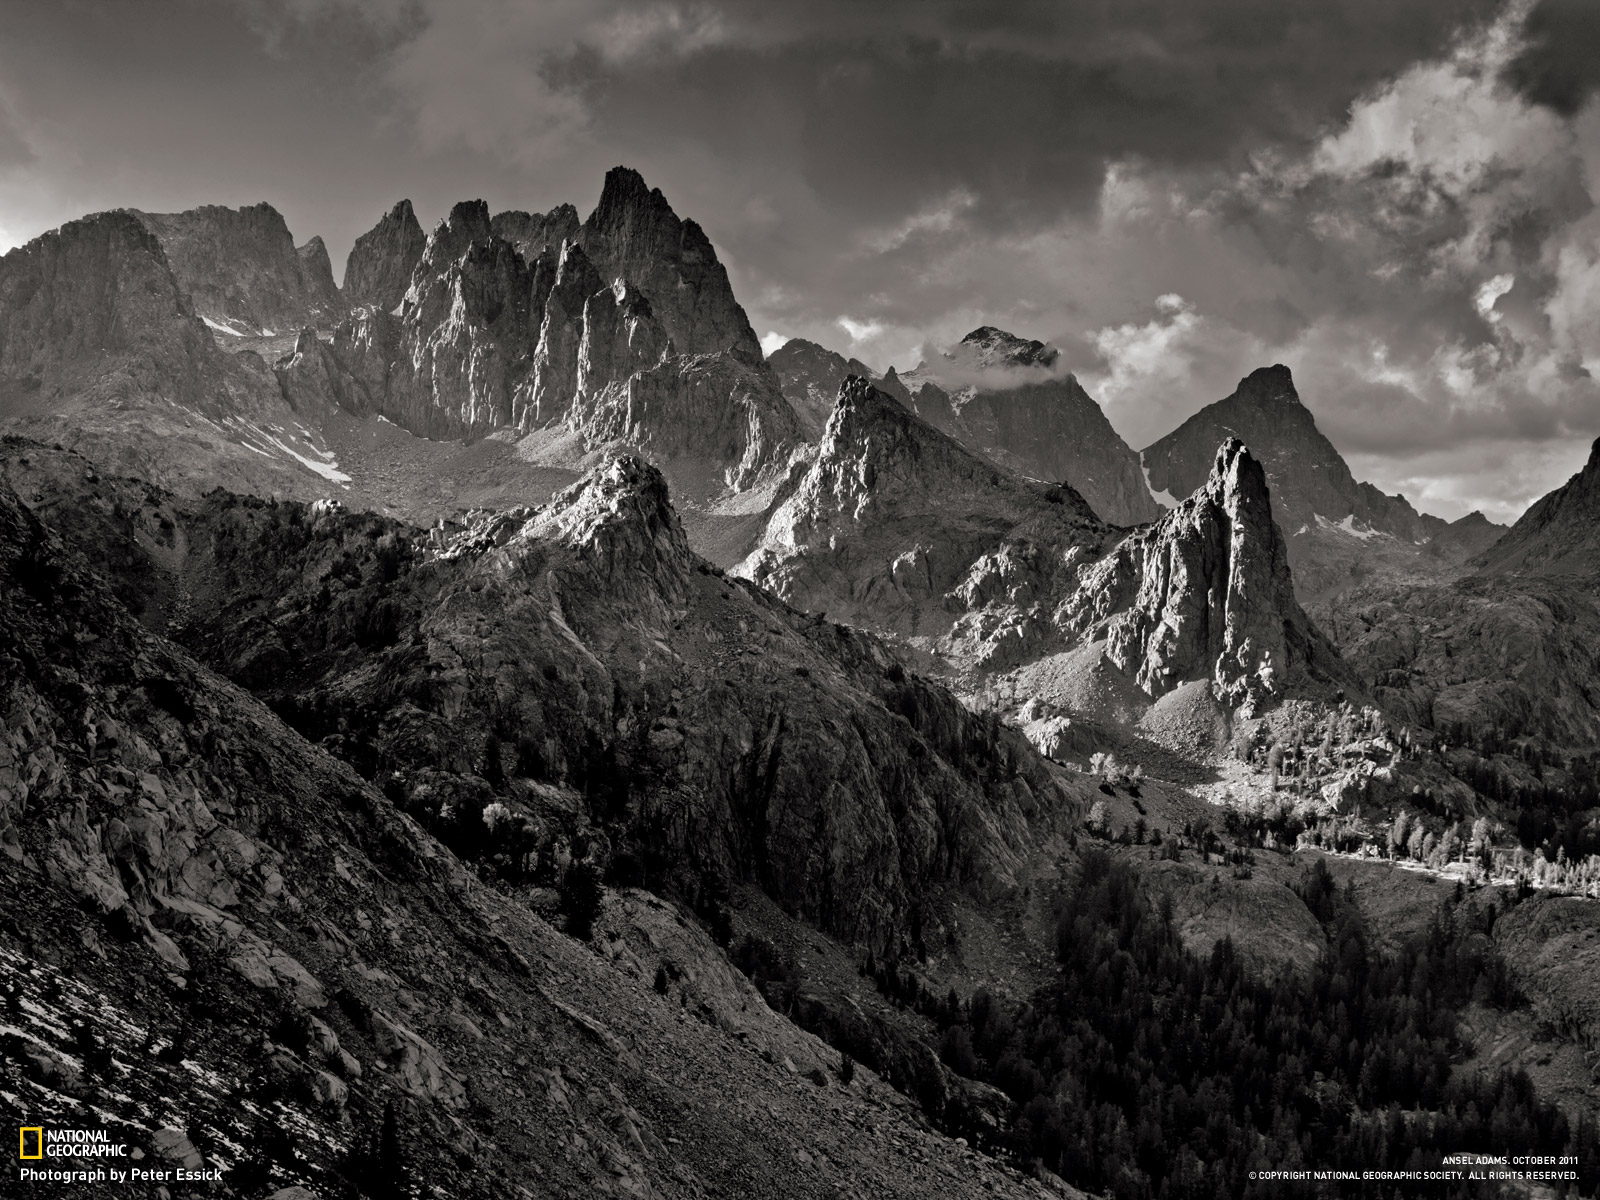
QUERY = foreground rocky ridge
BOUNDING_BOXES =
[2,438,1081,949]
[0,445,1083,1199]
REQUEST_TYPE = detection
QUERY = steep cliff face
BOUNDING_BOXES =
[892,328,1161,527]
[0,211,215,409]
[0,212,348,498]
[1059,438,1347,711]
[295,234,345,325]
[491,203,581,265]
[383,200,540,439]
[740,375,1110,644]
[578,166,763,363]
[1141,366,1499,606]
[342,198,426,313]
[131,202,339,334]
[1473,437,1600,577]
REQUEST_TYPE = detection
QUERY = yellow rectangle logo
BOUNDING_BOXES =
[19,1127,43,1159]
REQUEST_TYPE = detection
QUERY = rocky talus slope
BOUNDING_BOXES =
[0,449,1082,1200]
[131,202,346,334]
[896,328,1161,527]
[1141,365,1503,607]
[0,212,343,500]
[341,198,427,314]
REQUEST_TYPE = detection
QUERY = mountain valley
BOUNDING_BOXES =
[1,164,1597,1199]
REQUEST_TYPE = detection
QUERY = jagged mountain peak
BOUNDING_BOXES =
[589,165,672,226]
[1204,434,1274,513]
[432,199,495,251]
[577,165,763,362]
[1140,363,1478,607]
[889,333,1160,526]
[820,373,998,487]
[343,198,427,312]
[766,339,879,437]
[1064,435,1348,710]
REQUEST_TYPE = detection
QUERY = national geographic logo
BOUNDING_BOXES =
[15,1127,127,1158]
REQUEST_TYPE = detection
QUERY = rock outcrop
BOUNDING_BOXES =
[342,198,426,313]
[891,328,1161,527]
[131,202,340,334]
[1059,438,1348,711]
[1141,365,1501,606]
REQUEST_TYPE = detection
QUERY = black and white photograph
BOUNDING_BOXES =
[1,0,1598,1196]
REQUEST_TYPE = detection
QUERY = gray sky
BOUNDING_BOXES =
[2,0,1598,522]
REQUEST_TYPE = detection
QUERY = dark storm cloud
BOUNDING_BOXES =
[1503,0,1600,115]
[1,0,1594,522]
[364,0,1503,229]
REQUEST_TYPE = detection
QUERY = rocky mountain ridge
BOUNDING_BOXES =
[740,377,1341,715]
[773,329,1160,528]
[131,202,346,334]
[0,209,344,500]
[1473,436,1600,578]
[1327,437,1600,753]
[0,447,1076,1199]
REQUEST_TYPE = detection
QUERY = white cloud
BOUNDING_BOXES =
[1474,273,1515,320]
[760,330,788,356]
[865,188,976,253]
[837,316,885,343]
